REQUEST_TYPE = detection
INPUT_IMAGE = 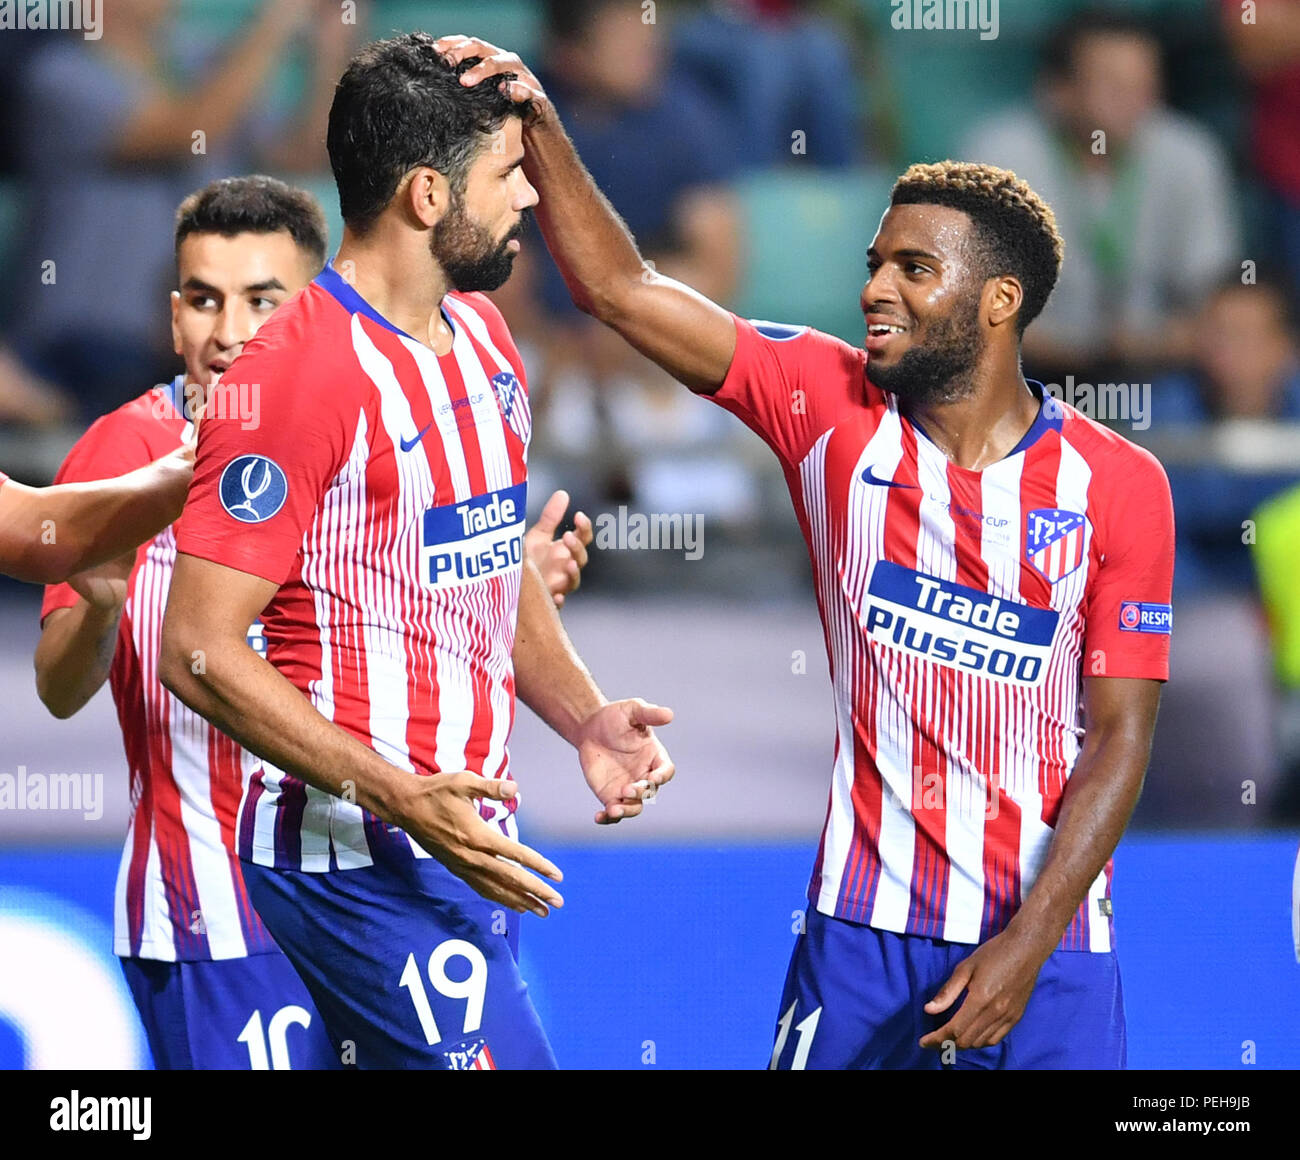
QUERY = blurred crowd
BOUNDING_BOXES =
[0,0,1297,816]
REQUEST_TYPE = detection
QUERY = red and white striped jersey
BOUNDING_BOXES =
[42,378,276,961]
[176,262,531,873]
[712,318,1175,952]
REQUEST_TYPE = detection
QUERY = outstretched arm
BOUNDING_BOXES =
[0,445,192,584]
[437,36,738,395]
[919,676,1162,1052]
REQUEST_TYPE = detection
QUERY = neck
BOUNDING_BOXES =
[901,345,1039,470]
[335,220,454,353]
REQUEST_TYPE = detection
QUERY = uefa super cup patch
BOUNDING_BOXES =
[219,455,288,524]
[421,481,526,589]
[1118,601,1173,634]
[1025,508,1087,583]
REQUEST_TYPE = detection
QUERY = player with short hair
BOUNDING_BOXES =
[35,173,591,1069]
[158,35,671,1070]
[447,37,1175,1069]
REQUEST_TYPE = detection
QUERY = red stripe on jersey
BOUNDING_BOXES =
[946,465,990,592]
[1017,438,1062,807]
[208,727,266,946]
[113,619,153,958]
[148,689,209,956]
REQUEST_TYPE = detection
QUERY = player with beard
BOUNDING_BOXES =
[158,35,674,1069]
[445,37,1175,1069]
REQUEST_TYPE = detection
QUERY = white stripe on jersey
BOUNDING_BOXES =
[172,704,247,958]
[1086,867,1111,952]
[803,432,853,917]
[444,295,532,454]
[327,411,378,870]
[866,414,927,931]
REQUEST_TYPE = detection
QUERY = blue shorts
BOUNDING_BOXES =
[769,909,1126,1069]
[242,857,556,1070]
[121,951,340,1070]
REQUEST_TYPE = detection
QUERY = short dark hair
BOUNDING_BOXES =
[890,161,1065,335]
[1041,8,1159,79]
[327,33,532,236]
[174,175,328,269]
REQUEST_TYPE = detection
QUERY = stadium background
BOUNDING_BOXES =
[0,0,1297,1069]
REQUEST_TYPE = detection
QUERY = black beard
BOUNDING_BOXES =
[867,296,984,405]
[432,200,529,292]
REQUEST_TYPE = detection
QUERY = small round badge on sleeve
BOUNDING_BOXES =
[219,455,288,523]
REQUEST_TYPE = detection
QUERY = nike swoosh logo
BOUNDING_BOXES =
[861,465,918,489]
[399,422,434,452]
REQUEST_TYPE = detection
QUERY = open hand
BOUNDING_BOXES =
[524,489,592,608]
[575,698,675,824]
[395,771,564,916]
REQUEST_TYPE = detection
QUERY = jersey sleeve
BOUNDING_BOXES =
[175,341,353,587]
[1082,444,1176,681]
[40,409,156,623]
[709,315,867,468]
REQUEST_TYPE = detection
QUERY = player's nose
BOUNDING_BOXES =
[213,305,253,351]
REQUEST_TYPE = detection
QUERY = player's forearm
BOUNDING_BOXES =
[1008,727,1150,951]
[513,559,606,746]
[34,603,123,719]
[523,113,648,321]
[0,463,184,584]
[157,632,418,826]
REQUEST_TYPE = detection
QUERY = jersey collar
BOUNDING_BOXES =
[907,378,1062,466]
[315,259,457,342]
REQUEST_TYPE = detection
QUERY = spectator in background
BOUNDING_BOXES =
[516,0,753,523]
[1157,278,1300,594]
[672,0,861,170]
[8,0,353,419]
[962,8,1239,385]
[1222,0,1300,307]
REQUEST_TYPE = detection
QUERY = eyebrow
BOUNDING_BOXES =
[866,247,943,263]
[180,277,287,294]
[502,154,525,172]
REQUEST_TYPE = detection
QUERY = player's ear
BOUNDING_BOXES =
[406,166,452,230]
[170,290,183,356]
[985,274,1023,331]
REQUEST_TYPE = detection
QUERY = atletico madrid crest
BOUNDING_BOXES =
[1025,508,1087,583]
[490,371,530,445]
[441,1037,497,1070]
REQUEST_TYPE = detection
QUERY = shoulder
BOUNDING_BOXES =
[227,285,355,384]
[87,387,187,450]
[55,387,180,481]
[739,316,872,383]
[1059,407,1172,514]
[445,291,524,362]
[446,290,508,330]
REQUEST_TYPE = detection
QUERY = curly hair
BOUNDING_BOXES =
[889,161,1065,334]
